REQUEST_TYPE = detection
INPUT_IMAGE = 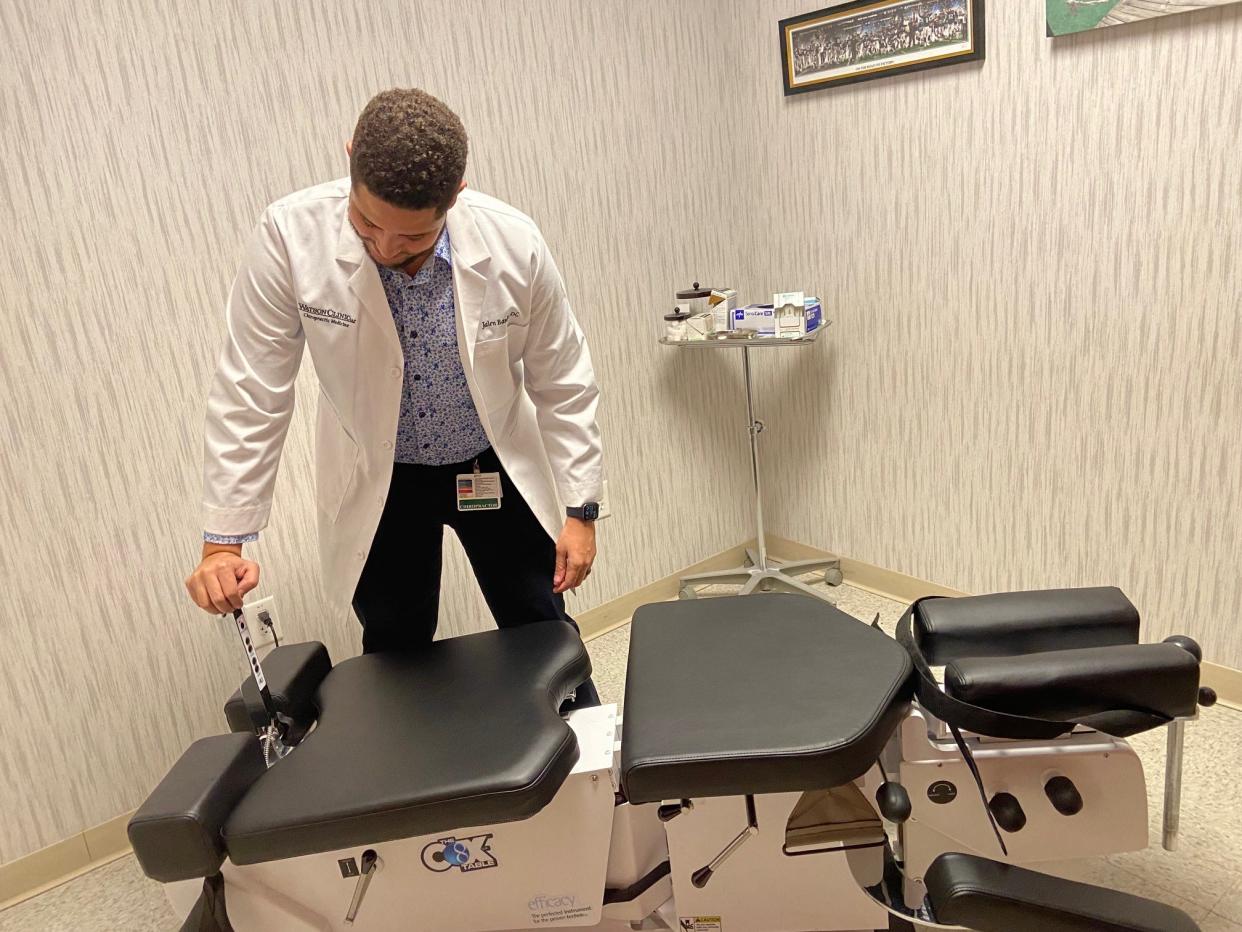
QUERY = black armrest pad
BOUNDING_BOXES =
[128,733,264,882]
[926,852,1200,932]
[224,641,331,735]
[945,643,1200,722]
[916,588,1139,664]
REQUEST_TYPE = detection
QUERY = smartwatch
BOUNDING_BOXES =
[567,503,600,521]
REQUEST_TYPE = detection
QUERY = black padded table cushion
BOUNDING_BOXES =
[129,733,265,882]
[944,642,1201,722]
[621,594,913,804]
[926,852,1201,932]
[224,641,332,736]
[222,621,591,865]
[915,587,1139,665]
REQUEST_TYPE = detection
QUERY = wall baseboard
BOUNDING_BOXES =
[3,535,1238,911]
[576,540,756,641]
[577,536,963,642]
[0,810,132,910]
[764,536,969,602]
[1201,661,1242,714]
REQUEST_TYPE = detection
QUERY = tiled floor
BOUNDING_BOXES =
[4,582,1241,931]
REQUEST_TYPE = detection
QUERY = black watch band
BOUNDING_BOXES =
[567,503,600,521]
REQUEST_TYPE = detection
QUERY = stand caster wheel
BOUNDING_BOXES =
[679,586,697,600]
[824,566,844,586]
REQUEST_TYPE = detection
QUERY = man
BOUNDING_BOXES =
[185,89,606,702]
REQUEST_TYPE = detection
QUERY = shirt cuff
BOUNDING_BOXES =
[204,531,259,545]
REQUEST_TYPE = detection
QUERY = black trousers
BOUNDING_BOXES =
[352,447,599,709]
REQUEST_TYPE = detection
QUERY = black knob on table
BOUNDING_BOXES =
[1163,635,1202,662]
[657,803,684,822]
[989,792,1026,833]
[1044,776,1084,816]
[876,782,912,823]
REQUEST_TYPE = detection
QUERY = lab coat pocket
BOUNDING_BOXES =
[315,392,359,524]
[473,335,520,411]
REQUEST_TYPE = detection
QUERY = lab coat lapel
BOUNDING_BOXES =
[336,207,399,349]
[446,199,491,365]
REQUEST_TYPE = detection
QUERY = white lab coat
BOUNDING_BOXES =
[202,180,606,619]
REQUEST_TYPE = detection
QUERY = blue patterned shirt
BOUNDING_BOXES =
[378,227,490,466]
[205,227,488,544]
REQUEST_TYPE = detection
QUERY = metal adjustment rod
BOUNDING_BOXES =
[691,795,758,888]
[229,609,294,767]
[344,849,382,924]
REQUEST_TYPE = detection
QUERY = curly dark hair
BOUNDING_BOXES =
[350,89,469,214]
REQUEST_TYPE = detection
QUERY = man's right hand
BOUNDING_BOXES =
[186,544,261,614]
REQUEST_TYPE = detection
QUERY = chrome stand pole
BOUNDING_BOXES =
[742,346,768,572]
[1163,720,1186,851]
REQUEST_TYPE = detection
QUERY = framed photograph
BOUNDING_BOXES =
[1047,0,1242,37]
[780,0,985,95]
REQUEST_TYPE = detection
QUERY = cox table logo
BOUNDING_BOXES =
[420,834,498,873]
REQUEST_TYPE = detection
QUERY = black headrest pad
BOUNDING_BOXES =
[915,588,1139,665]
[129,733,265,882]
[945,642,1200,725]
[224,641,332,736]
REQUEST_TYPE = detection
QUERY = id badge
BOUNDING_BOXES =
[456,471,503,511]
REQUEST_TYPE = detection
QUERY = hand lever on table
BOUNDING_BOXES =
[229,609,294,765]
[344,849,381,925]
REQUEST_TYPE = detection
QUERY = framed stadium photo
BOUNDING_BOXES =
[780,0,985,95]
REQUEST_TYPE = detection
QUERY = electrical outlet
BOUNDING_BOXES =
[241,596,278,649]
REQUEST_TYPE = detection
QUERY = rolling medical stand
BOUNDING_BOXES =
[660,325,843,601]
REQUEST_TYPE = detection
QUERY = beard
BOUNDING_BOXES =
[394,244,439,273]
[349,218,437,274]
[373,243,437,274]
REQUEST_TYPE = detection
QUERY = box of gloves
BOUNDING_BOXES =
[733,295,822,337]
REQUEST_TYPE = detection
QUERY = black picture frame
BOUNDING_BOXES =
[780,0,985,95]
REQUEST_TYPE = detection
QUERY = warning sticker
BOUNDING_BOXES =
[678,918,722,932]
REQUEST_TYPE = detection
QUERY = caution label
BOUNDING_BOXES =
[678,918,723,932]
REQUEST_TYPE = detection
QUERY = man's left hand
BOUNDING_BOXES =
[554,518,597,594]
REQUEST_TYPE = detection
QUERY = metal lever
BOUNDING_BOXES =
[229,609,293,765]
[344,849,381,925]
[230,609,280,723]
[691,795,758,888]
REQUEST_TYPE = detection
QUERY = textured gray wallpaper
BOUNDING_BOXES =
[0,0,754,863]
[736,3,1242,663]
